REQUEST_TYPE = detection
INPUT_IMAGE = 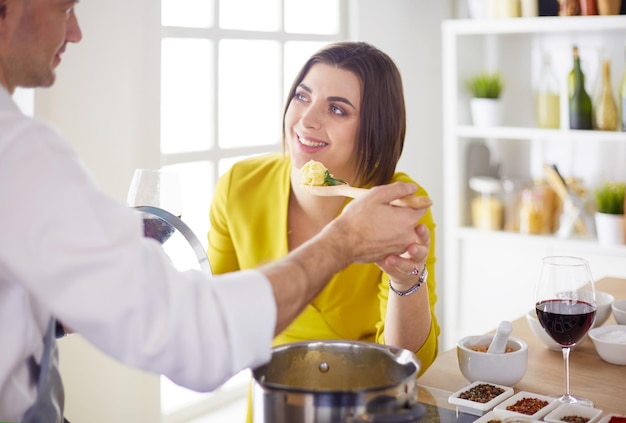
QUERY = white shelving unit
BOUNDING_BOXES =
[441,15,626,349]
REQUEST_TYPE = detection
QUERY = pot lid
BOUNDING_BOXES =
[134,205,212,275]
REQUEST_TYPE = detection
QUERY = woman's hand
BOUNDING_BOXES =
[377,224,430,291]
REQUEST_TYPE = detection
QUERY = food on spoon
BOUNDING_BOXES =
[300,159,432,209]
[301,160,346,186]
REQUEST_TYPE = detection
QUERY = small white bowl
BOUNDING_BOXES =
[525,309,586,351]
[543,403,603,423]
[472,410,507,423]
[611,299,626,325]
[494,391,558,420]
[448,381,514,416]
[457,335,528,387]
[526,309,561,351]
[589,325,626,365]
[594,290,615,327]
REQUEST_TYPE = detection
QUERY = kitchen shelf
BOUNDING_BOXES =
[444,15,626,35]
[440,15,626,350]
[456,125,626,143]
[457,226,626,254]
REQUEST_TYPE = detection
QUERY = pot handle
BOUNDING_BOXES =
[353,397,426,423]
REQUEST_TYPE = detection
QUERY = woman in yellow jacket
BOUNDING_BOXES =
[207,41,439,420]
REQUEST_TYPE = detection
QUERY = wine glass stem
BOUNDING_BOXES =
[562,346,571,396]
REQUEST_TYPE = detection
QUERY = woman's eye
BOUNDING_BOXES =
[294,92,308,102]
[330,105,345,116]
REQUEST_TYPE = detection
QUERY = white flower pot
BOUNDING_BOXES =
[468,0,488,19]
[470,98,503,127]
[595,212,625,246]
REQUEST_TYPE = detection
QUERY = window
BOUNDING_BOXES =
[158,1,347,420]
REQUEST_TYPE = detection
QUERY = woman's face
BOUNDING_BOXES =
[285,63,361,184]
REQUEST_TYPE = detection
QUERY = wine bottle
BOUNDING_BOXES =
[536,52,560,129]
[569,46,593,130]
[595,58,618,131]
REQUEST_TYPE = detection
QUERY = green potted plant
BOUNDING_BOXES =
[466,71,504,127]
[466,72,503,99]
[594,181,625,245]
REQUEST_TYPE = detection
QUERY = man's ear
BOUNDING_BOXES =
[0,0,6,19]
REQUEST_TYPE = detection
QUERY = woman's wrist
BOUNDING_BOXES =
[389,265,428,297]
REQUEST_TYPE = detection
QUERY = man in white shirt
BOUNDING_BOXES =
[0,1,432,421]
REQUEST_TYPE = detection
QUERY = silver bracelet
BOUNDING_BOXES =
[389,265,428,297]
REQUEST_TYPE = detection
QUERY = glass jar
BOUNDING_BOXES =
[502,178,527,232]
[519,183,557,234]
[470,176,504,230]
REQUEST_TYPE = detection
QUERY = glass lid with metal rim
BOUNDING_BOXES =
[133,205,212,276]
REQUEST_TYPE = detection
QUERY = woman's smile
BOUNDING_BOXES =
[297,133,328,148]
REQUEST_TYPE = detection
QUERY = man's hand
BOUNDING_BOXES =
[324,182,430,266]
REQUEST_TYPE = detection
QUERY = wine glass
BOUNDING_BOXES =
[535,256,597,407]
[126,168,183,244]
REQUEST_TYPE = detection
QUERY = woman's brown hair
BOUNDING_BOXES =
[283,41,406,187]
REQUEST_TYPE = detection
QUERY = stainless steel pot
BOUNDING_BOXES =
[252,340,425,423]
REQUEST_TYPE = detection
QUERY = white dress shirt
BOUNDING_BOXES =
[0,88,277,422]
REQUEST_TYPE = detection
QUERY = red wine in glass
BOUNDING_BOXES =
[534,256,596,407]
[142,215,179,244]
[536,299,596,347]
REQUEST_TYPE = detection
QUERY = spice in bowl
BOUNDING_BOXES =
[448,382,514,416]
[506,397,549,415]
[560,416,589,423]
[468,344,514,353]
[458,383,505,403]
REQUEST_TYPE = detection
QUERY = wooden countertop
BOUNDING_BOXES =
[418,276,626,415]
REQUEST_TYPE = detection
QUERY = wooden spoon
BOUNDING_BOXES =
[303,184,432,209]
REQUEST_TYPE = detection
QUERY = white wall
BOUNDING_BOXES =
[36,1,454,421]
[35,0,161,202]
[37,1,163,422]
[349,0,453,342]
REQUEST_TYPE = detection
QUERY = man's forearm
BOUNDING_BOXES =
[260,227,349,335]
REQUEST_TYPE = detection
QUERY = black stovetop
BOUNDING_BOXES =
[418,401,478,423]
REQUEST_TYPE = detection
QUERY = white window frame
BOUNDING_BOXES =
[160,1,350,180]
[158,2,349,421]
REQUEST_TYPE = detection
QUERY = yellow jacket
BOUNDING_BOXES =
[208,153,439,371]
